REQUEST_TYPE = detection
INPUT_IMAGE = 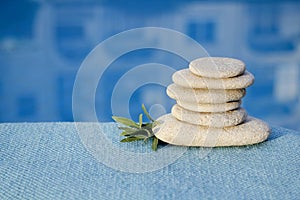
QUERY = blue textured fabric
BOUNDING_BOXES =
[0,122,299,199]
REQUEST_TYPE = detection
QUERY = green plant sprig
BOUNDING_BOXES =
[112,104,160,151]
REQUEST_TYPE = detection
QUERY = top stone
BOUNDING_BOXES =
[189,57,246,78]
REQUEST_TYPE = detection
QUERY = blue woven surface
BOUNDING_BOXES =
[0,122,299,199]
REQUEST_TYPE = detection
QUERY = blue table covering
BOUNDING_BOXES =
[0,122,299,199]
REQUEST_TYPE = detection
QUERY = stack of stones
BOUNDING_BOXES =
[153,57,270,147]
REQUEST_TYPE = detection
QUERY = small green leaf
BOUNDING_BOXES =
[139,113,143,128]
[144,129,153,137]
[142,104,155,122]
[152,137,159,151]
[142,122,152,128]
[120,130,148,137]
[113,104,161,151]
[142,123,154,136]
[120,131,130,136]
[112,116,139,128]
[129,130,150,137]
[118,127,138,133]
[120,137,144,142]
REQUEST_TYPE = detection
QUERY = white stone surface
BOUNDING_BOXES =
[173,69,254,89]
[167,83,245,103]
[158,57,270,147]
[177,100,242,112]
[172,104,247,127]
[153,114,270,147]
[189,57,246,78]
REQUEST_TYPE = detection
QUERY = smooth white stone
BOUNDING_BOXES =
[189,57,246,78]
[177,100,242,112]
[172,104,247,127]
[153,114,270,147]
[167,83,245,104]
[173,69,254,89]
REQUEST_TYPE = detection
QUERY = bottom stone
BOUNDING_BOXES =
[153,114,270,147]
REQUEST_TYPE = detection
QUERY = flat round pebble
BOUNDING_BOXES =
[167,83,245,103]
[172,104,247,127]
[177,100,241,112]
[189,57,246,78]
[153,114,270,147]
[173,69,254,89]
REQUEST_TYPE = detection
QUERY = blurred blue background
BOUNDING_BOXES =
[1,0,300,131]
